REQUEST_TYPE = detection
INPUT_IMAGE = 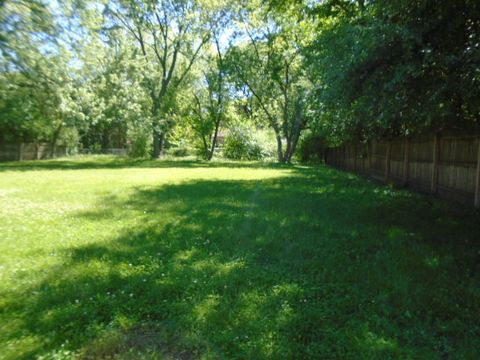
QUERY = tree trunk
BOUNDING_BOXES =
[208,118,221,161]
[283,137,292,163]
[283,101,304,163]
[275,134,284,163]
[151,99,163,158]
[202,135,209,160]
[153,128,161,158]
[158,132,165,156]
[50,121,63,158]
[284,121,303,163]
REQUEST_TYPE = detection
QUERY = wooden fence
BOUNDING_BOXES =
[325,132,480,207]
[0,143,67,162]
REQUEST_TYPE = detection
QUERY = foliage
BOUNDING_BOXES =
[168,146,192,157]
[164,137,193,157]
[304,0,480,142]
[1,0,479,156]
[1,157,480,358]
[224,3,314,163]
[0,1,87,149]
[77,46,152,152]
[223,124,274,160]
[180,39,229,160]
[296,130,327,163]
[102,0,220,157]
[127,125,151,158]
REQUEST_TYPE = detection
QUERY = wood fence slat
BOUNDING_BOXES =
[475,137,480,208]
[325,132,480,207]
[431,133,440,193]
[403,137,410,185]
[353,144,357,172]
[385,140,391,182]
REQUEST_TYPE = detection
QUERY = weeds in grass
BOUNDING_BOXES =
[0,158,479,359]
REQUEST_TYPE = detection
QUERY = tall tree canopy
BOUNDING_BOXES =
[103,0,217,157]
[1,0,478,160]
[305,0,480,143]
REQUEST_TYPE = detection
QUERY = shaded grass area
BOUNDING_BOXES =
[0,155,284,172]
[0,158,479,359]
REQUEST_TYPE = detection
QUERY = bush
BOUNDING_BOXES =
[166,138,193,158]
[296,131,326,162]
[168,146,191,157]
[127,128,150,158]
[223,125,274,160]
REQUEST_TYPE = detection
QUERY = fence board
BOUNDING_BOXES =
[325,132,480,207]
[431,134,440,193]
[0,143,67,162]
[475,138,480,207]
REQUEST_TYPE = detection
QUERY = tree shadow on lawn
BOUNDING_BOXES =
[0,157,291,172]
[2,167,480,359]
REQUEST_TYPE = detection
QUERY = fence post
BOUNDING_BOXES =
[403,137,410,186]
[384,140,391,182]
[431,133,440,193]
[475,136,480,208]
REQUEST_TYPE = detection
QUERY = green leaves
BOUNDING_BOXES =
[224,4,312,162]
[305,0,480,142]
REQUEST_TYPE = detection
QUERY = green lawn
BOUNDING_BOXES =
[0,156,479,359]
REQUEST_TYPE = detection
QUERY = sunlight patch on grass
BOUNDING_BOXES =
[0,157,479,359]
[0,188,20,197]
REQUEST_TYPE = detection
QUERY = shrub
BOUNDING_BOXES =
[223,125,273,160]
[296,131,326,162]
[169,146,191,157]
[127,128,150,158]
[166,138,193,158]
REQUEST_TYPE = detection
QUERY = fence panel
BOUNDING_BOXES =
[0,143,67,162]
[437,135,478,202]
[407,136,434,192]
[390,139,405,183]
[325,132,480,207]
[370,140,387,180]
[0,144,20,161]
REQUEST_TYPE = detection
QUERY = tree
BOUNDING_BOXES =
[225,3,312,162]
[76,43,152,154]
[182,31,230,160]
[304,0,480,143]
[104,0,213,158]
[0,0,85,151]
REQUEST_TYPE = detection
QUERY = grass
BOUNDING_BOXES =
[0,155,479,359]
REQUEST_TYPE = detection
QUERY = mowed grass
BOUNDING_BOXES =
[0,156,479,359]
